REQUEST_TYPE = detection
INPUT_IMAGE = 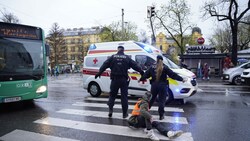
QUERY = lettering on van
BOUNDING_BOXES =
[16,82,32,88]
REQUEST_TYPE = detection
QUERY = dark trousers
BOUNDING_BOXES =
[108,78,128,115]
[149,82,167,116]
[129,115,152,130]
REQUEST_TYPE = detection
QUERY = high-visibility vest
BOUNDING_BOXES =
[131,100,141,116]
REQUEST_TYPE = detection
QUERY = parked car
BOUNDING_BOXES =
[222,61,250,85]
[241,68,250,85]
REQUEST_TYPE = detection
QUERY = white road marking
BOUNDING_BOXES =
[34,117,193,141]
[84,97,138,103]
[57,109,188,124]
[0,129,79,141]
[72,102,184,112]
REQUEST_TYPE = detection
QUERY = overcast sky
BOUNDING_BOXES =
[0,0,217,42]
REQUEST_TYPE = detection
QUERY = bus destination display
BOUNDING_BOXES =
[0,23,42,40]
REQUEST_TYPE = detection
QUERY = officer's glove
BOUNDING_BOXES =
[95,73,101,79]
[138,77,145,83]
[140,71,144,76]
[182,77,188,83]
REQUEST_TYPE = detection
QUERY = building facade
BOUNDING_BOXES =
[49,27,102,72]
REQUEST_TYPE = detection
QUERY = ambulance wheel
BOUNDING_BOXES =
[165,89,174,104]
[89,82,101,97]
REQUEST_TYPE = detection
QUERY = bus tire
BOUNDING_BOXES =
[165,89,174,104]
[88,82,101,97]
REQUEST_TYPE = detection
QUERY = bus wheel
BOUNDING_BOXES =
[88,82,101,97]
[165,89,174,104]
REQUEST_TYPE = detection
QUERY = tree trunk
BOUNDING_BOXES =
[231,24,238,66]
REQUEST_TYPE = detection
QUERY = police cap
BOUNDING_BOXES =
[117,46,124,50]
[157,55,163,60]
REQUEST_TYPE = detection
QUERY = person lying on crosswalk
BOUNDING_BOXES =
[128,91,183,141]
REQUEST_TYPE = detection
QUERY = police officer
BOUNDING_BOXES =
[95,46,144,118]
[139,55,186,120]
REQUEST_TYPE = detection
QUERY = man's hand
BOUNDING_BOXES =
[182,77,188,83]
[140,71,144,76]
[95,73,101,79]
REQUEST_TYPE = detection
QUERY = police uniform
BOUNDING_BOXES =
[140,55,183,120]
[95,46,144,118]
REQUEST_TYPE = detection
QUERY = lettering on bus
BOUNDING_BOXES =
[16,82,32,88]
[0,22,42,40]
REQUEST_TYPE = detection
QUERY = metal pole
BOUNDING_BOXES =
[122,8,124,40]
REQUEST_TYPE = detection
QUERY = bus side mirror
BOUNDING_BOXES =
[45,44,50,57]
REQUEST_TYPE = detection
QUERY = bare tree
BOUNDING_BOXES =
[203,0,250,65]
[47,23,67,68]
[0,9,19,23]
[209,22,232,53]
[154,0,192,56]
[99,21,138,42]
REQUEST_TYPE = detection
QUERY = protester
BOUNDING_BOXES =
[128,92,183,141]
[139,55,186,120]
[95,46,144,118]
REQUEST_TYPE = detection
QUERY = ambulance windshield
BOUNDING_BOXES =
[163,56,180,69]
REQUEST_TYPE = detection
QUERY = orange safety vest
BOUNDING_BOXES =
[131,100,141,116]
[131,100,149,116]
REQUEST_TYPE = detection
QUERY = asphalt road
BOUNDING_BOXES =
[0,74,250,141]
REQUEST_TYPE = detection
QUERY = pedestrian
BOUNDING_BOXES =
[197,60,202,78]
[223,54,232,72]
[202,63,210,80]
[139,55,186,120]
[95,46,144,118]
[128,91,183,141]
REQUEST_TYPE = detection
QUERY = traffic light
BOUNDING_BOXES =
[147,6,155,18]
[151,6,155,17]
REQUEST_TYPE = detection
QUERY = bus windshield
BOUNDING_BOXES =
[0,38,44,81]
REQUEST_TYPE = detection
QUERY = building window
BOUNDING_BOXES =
[159,38,163,42]
[71,47,75,52]
[71,55,75,60]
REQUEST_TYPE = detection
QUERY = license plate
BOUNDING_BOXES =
[4,97,21,103]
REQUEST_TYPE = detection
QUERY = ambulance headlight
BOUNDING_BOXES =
[36,85,47,93]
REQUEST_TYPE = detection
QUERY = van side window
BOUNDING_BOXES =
[135,55,155,70]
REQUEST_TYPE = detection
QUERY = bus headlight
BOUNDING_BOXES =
[36,85,47,93]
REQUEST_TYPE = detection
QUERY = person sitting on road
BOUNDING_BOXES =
[128,91,183,141]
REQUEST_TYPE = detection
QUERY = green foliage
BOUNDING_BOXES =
[99,21,138,42]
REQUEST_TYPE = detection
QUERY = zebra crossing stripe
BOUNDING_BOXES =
[34,117,194,141]
[57,109,188,124]
[84,97,138,103]
[0,129,79,141]
[72,102,184,112]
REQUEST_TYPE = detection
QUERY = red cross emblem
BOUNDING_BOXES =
[93,58,98,64]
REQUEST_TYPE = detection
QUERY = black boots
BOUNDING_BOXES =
[159,115,165,120]
[108,108,113,118]
[123,113,128,118]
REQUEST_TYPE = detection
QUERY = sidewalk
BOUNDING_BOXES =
[196,76,222,84]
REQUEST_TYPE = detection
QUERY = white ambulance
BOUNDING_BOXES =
[82,41,198,103]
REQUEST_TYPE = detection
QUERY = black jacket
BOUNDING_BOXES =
[140,63,183,84]
[98,52,144,79]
